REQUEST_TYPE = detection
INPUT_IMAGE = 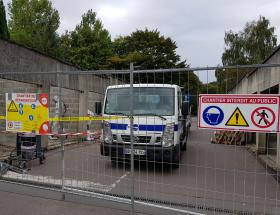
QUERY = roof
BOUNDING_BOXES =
[229,44,280,92]
[247,45,280,77]
[0,38,82,70]
[107,84,180,89]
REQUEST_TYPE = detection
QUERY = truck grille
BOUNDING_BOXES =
[121,135,151,143]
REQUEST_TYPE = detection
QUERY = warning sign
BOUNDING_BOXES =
[198,94,280,133]
[6,93,49,134]
[251,107,275,128]
[8,100,18,112]
[225,107,249,127]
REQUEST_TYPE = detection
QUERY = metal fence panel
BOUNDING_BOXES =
[0,65,280,215]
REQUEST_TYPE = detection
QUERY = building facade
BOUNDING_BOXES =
[229,46,280,168]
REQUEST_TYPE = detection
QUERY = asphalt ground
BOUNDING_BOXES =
[0,190,140,215]
[1,118,280,215]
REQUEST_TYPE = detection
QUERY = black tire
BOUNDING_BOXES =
[181,141,187,151]
[181,127,190,151]
[172,159,179,168]
[39,157,44,164]
[111,159,117,167]
[172,148,180,168]
[111,155,124,167]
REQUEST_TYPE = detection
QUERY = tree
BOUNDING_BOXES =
[0,0,9,39]
[183,71,203,115]
[107,28,188,85]
[107,29,186,70]
[201,81,218,94]
[222,16,277,65]
[107,29,202,114]
[8,0,60,55]
[58,10,112,70]
[216,16,278,92]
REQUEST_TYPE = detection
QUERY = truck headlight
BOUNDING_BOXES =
[162,123,174,147]
[103,121,112,144]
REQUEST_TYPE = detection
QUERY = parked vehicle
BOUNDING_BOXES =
[99,84,191,167]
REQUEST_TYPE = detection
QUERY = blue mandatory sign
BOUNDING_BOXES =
[19,103,23,109]
[29,115,34,121]
[19,110,24,115]
[31,104,36,109]
[203,106,224,126]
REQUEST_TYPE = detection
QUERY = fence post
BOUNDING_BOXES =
[58,73,65,200]
[129,62,135,215]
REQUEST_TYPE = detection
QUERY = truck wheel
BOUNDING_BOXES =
[172,148,180,168]
[111,159,117,167]
[172,159,179,168]
[39,157,44,164]
[181,127,189,151]
[111,155,125,167]
[181,141,187,151]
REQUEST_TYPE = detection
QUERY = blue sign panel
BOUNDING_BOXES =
[202,106,224,125]
[29,115,34,121]
[184,94,191,102]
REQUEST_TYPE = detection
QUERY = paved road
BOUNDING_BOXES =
[2,118,280,214]
[0,190,138,215]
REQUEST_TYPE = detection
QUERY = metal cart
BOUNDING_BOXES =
[8,133,46,169]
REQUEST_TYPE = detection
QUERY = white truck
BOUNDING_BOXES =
[99,84,191,167]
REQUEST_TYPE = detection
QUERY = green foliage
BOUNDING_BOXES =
[106,28,202,115]
[107,29,187,85]
[182,71,203,115]
[201,81,218,94]
[216,16,278,92]
[8,0,60,55]
[215,67,249,93]
[58,10,112,70]
[107,29,186,69]
[0,0,9,39]
[222,16,277,65]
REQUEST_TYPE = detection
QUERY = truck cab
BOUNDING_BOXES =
[100,84,191,166]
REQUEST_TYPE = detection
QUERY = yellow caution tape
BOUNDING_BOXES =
[0,116,123,121]
[49,116,122,122]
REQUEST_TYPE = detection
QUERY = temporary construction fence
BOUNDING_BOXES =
[0,63,280,215]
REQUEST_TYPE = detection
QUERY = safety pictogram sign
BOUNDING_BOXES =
[6,93,49,134]
[198,94,280,133]
[251,107,275,128]
[8,100,18,112]
[202,106,224,126]
[225,107,249,127]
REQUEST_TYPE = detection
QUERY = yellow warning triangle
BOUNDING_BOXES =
[225,107,249,127]
[8,100,18,112]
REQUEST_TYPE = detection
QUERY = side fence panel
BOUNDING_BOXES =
[0,65,280,215]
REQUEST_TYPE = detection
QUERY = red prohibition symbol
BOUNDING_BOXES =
[251,107,275,128]
[8,122,13,128]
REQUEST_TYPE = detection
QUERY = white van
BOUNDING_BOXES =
[100,84,191,167]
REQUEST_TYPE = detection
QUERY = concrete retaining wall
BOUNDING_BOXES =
[230,49,280,94]
[0,39,123,148]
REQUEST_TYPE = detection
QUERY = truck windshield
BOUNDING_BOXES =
[104,87,175,116]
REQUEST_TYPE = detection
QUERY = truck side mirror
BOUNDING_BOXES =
[182,101,189,116]
[95,102,102,115]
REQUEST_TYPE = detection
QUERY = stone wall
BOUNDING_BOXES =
[0,39,124,148]
[50,86,81,132]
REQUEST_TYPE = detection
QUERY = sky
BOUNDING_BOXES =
[3,0,280,82]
